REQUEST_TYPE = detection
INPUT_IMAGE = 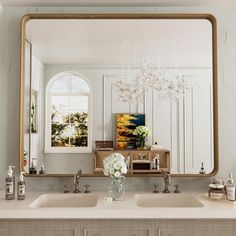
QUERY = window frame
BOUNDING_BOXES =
[44,71,92,153]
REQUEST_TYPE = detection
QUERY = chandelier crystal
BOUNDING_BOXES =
[115,63,190,105]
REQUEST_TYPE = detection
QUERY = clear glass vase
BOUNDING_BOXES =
[136,137,146,150]
[108,176,125,201]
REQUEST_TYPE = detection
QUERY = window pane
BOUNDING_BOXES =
[70,136,88,147]
[69,112,88,124]
[71,76,90,93]
[51,96,69,111]
[51,76,69,93]
[70,112,88,147]
[51,110,69,124]
[70,96,88,112]
[74,122,88,136]
[51,123,70,147]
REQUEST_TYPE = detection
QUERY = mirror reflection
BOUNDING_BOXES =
[22,17,216,175]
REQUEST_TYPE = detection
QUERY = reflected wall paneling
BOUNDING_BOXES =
[103,74,146,142]
[103,67,213,174]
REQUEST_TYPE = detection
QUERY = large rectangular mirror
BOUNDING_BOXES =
[20,14,218,176]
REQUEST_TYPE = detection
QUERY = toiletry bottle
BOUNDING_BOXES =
[30,157,38,174]
[223,180,227,200]
[125,156,130,170]
[17,172,26,200]
[152,157,156,169]
[199,162,206,174]
[226,173,235,201]
[5,165,15,200]
[39,164,45,174]
[155,154,160,170]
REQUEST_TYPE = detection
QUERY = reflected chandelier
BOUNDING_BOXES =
[115,62,191,105]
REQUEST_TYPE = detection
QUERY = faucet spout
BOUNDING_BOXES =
[162,171,171,193]
[73,170,82,193]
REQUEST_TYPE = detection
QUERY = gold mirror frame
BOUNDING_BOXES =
[19,13,218,177]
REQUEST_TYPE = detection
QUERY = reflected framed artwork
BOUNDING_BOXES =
[115,113,145,149]
[31,90,38,133]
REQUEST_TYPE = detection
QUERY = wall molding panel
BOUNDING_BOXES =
[101,67,213,174]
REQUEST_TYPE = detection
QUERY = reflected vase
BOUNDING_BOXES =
[108,176,125,201]
[136,137,146,150]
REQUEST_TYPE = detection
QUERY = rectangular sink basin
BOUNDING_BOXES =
[29,193,99,208]
[135,194,204,208]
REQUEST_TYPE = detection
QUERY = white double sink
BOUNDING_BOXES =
[29,193,204,208]
[29,193,99,208]
[135,194,204,208]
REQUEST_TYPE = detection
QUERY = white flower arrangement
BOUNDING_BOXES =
[133,125,151,138]
[103,153,127,178]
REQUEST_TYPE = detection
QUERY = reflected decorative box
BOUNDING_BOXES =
[95,141,114,151]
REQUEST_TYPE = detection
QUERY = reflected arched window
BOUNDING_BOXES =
[45,72,91,153]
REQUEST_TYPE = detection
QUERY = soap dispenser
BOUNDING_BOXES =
[155,154,160,170]
[5,165,15,200]
[17,172,26,200]
[226,173,235,201]
[199,162,206,174]
[152,154,160,170]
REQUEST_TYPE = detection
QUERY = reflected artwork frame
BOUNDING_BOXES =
[30,90,38,133]
[115,113,145,149]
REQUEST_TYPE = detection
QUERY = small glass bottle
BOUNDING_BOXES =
[152,154,160,170]
[17,172,26,200]
[29,157,38,174]
[156,154,160,170]
[226,173,235,201]
[199,162,206,174]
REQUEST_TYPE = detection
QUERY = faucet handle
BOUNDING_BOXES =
[84,184,91,193]
[174,184,180,193]
[153,184,159,193]
[63,184,70,193]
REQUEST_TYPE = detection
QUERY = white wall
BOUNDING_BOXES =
[0,4,235,191]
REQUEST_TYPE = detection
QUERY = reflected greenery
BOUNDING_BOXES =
[51,111,88,147]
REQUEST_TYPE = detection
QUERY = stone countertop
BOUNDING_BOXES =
[0,191,236,219]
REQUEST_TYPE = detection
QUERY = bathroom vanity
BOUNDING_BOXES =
[1,191,236,236]
[1,219,236,236]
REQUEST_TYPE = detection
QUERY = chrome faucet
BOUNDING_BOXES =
[73,169,82,193]
[162,171,171,193]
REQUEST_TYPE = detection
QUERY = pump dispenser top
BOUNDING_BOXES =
[7,165,15,177]
[19,172,25,182]
[5,165,15,200]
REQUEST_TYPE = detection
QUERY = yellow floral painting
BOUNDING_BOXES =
[115,113,145,149]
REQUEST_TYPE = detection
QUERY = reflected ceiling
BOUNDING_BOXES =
[26,19,212,65]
